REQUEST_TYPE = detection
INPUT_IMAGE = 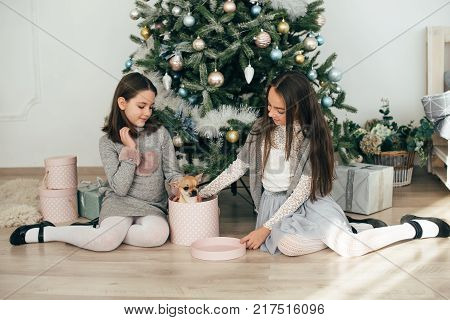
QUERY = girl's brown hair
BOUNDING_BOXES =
[102,72,160,142]
[254,70,335,201]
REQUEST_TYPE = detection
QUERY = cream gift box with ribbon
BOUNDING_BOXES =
[331,163,394,215]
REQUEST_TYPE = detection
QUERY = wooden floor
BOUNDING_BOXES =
[0,167,449,300]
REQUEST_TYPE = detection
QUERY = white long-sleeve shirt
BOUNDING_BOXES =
[199,123,312,230]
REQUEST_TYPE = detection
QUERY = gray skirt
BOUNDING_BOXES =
[256,189,352,254]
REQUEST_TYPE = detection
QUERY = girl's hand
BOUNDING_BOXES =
[240,227,271,250]
[120,127,136,149]
[169,179,181,198]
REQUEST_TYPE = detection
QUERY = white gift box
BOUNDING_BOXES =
[331,163,394,215]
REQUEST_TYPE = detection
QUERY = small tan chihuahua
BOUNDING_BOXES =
[170,173,203,203]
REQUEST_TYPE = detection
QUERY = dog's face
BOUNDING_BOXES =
[170,174,203,202]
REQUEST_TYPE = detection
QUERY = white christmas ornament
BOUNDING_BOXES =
[183,13,195,27]
[162,72,172,91]
[129,9,140,20]
[172,6,182,16]
[244,63,255,84]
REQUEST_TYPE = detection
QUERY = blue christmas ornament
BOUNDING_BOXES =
[188,95,197,104]
[328,67,342,82]
[321,95,333,108]
[178,87,188,97]
[270,47,282,61]
[316,34,325,46]
[251,4,262,16]
[307,69,317,81]
[125,58,133,69]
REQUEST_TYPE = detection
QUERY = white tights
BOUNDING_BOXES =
[27,215,169,252]
[278,223,419,257]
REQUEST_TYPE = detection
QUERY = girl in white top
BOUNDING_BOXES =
[200,71,449,257]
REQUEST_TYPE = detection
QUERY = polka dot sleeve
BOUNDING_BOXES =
[199,158,250,198]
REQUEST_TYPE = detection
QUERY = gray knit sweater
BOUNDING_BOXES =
[98,125,183,222]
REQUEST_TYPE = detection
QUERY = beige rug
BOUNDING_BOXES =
[0,179,42,228]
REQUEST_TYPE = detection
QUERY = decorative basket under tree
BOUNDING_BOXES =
[346,98,434,187]
[373,151,416,187]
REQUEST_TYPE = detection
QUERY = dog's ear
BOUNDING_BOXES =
[195,173,203,184]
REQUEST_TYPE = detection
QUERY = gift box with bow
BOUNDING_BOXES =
[77,178,108,220]
[331,163,394,215]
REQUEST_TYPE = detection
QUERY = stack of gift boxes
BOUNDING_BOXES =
[39,155,106,223]
[40,157,397,219]
[39,155,79,224]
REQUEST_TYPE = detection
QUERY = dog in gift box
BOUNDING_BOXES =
[170,174,203,203]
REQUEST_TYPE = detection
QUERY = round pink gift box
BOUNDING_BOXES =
[39,187,78,224]
[191,237,246,261]
[44,155,77,190]
[168,195,219,246]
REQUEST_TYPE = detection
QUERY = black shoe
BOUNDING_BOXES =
[400,214,449,238]
[70,217,99,228]
[346,215,388,229]
[9,221,55,246]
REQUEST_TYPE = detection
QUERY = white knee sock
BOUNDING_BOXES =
[322,223,417,257]
[26,217,133,252]
[25,226,50,243]
[123,214,169,247]
[409,219,439,238]
[350,222,374,233]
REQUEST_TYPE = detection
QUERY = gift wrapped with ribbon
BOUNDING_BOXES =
[422,91,450,140]
[331,163,394,215]
[77,177,108,220]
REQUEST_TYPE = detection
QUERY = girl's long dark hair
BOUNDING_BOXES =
[102,72,160,142]
[255,70,335,201]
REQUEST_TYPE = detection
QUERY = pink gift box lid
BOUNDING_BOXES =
[39,186,77,198]
[45,155,77,167]
[190,237,246,261]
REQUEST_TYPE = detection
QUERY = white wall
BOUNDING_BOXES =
[0,0,449,167]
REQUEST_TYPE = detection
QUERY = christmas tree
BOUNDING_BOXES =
[125,0,357,179]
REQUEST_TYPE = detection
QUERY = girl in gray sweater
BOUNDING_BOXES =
[200,71,449,256]
[10,73,183,251]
